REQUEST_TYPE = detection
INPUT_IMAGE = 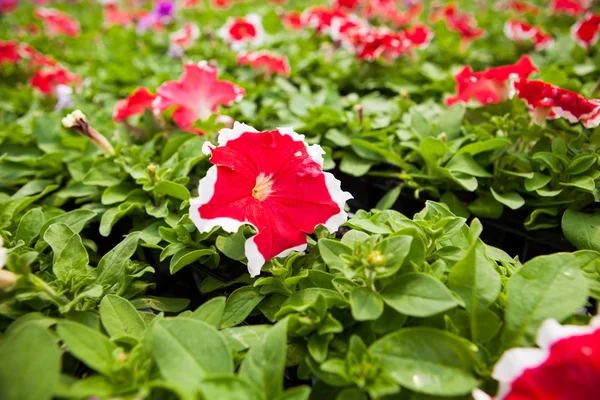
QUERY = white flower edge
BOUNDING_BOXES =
[570,14,600,50]
[472,316,600,400]
[217,14,265,51]
[62,109,86,128]
[191,122,353,277]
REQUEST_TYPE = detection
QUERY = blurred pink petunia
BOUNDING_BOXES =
[237,50,290,77]
[113,87,156,122]
[34,7,81,37]
[169,22,200,56]
[189,122,352,276]
[217,14,264,51]
[504,20,553,50]
[446,55,537,106]
[571,13,600,49]
[473,317,600,400]
[0,0,17,13]
[551,0,592,16]
[153,62,245,134]
[511,79,600,128]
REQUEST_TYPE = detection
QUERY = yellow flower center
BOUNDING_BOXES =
[252,173,274,201]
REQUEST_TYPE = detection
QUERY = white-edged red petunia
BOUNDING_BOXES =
[189,122,352,276]
[113,87,156,122]
[571,13,600,49]
[34,7,81,37]
[446,55,537,106]
[169,22,200,57]
[31,65,80,95]
[551,0,592,16]
[431,4,484,50]
[283,11,304,30]
[496,1,539,15]
[217,14,264,51]
[473,317,600,400]
[511,79,600,128]
[237,50,290,78]
[153,62,245,134]
[302,5,347,35]
[504,20,553,50]
[403,24,434,49]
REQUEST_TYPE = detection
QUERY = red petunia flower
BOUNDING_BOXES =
[237,50,290,78]
[169,22,200,55]
[511,79,600,128]
[403,24,434,49]
[551,0,592,16]
[302,5,347,35]
[211,0,231,9]
[431,4,484,48]
[504,20,553,50]
[217,14,264,51]
[31,66,80,95]
[446,55,537,106]
[113,87,156,122]
[153,62,245,134]
[332,0,361,11]
[365,1,422,28]
[180,0,201,7]
[283,11,304,30]
[103,4,135,28]
[0,0,17,14]
[329,14,367,42]
[343,26,408,61]
[571,13,600,49]
[189,122,352,276]
[473,317,600,400]
[0,41,21,64]
[34,7,81,37]
[496,1,539,15]
[19,44,57,69]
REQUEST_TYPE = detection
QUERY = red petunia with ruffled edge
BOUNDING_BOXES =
[31,66,80,95]
[430,3,484,49]
[152,62,245,134]
[551,0,592,16]
[302,5,347,35]
[217,14,264,51]
[237,50,290,78]
[473,316,600,400]
[511,79,600,128]
[190,122,352,276]
[446,55,537,106]
[113,87,156,122]
[571,13,600,49]
[34,7,81,37]
[403,24,434,49]
[504,20,553,50]
[169,22,200,52]
[0,41,21,64]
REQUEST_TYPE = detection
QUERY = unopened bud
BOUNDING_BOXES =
[437,132,447,142]
[367,251,385,268]
[62,110,115,154]
[116,352,129,363]
[354,104,364,125]
[147,163,158,183]
[0,270,17,289]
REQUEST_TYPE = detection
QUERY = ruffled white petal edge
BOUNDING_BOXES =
[570,14,600,50]
[477,316,600,400]
[504,21,536,42]
[191,123,353,277]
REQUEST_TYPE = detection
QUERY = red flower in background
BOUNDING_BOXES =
[303,6,347,35]
[0,41,21,64]
[403,24,434,49]
[497,1,539,15]
[571,14,600,49]
[19,44,57,69]
[190,122,352,276]
[446,55,537,106]
[211,0,231,8]
[473,317,600,400]
[504,20,553,50]
[0,0,17,14]
[511,79,600,128]
[237,50,290,77]
[31,66,80,95]
[333,0,361,11]
[113,87,156,122]
[153,62,245,134]
[551,0,592,16]
[34,7,81,37]
[283,11,304,30]
[344,26,408,61]
[431,3,484,48]
[218,14,264,51]
[365,1,422,27]
[330,14,367,42]
[103,4,136,28]
[169,22,200,54]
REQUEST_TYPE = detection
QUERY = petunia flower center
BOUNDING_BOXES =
[252,173,274,201]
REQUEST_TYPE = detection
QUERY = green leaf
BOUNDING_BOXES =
[221,325,271,353]
[456,138,510,156]
[560,176,596,192]
[318,239,352,272]
[435,104,465,139]
[375,186,401,210]
[153,181,190,201]
[99,295,146,341]
[381,273,457,317]
[198,376,265,400]
[490,188,524,210]
[349,287,384,321]
[275,386,311,400]
[96,232,142,287]
[170,248,215,274]
[53,233,89,282]
[130,296,191,312]
[468,195,503,219]
[565,154,597,175]
[216,229,247,261]
[221,286,265,329]
[340,152,373,177]
[501,253,589,348]
[15,208,44,245]
[562,210,600,251]
[0,324,60,400]
[56,320,117,376]
[189,296,226,328]
[240,321,287,399]
[40,210,97,238]
[524,173,552,192]
[152,318,233,388]
[370,328,480,396]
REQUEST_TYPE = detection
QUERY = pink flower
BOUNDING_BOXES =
[103,4,135,28]
[217,14,264,51]
[511,79,600,128]
[504,20,553,50]
[34,7,81,37]
[571,13,600,49]
[113,87,156,122]
[0,0,17,14]
[190,122,352,276]
[153,62,245,134]
[31,65,80,95]
[237,50,290,78]
[446,55,537,106]
[473,317,600,400]
[169,22,200,55]
[0,41,21,64]
[551,0,592,16]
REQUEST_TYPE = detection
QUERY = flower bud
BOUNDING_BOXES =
[62,110,115,153]
[0,270,17,290]
[367,250,385,268]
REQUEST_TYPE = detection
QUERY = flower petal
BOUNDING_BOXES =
[113,87,156,122]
